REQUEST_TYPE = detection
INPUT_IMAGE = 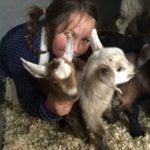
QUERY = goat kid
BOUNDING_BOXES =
[78,28,135,150]
[21,33,78,105]
[116,0,150,34]
[20,32,89,141]
[118,44,150,137]
[137,44,150,66]
[119,59,150,137]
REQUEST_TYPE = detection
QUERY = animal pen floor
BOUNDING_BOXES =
[1,99,150,150]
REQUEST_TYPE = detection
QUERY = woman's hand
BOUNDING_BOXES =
[45,93,76,116]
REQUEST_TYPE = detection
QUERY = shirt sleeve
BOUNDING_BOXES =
[13,72,62,121]
[0,25,62,121]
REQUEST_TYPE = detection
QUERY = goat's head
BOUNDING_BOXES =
[21,33,78,100]
[137,44,150,66]
[90,28,135,85]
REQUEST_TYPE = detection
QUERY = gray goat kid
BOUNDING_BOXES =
[78,29,135,150]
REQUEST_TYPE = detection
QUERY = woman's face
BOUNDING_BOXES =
[52,12,96,57]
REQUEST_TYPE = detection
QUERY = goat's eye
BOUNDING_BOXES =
[117,67,124,72]
[108,58,112,62]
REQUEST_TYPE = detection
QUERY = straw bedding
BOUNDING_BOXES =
[1,99,150,150]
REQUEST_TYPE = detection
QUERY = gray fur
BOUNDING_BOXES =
[77,29,135,150]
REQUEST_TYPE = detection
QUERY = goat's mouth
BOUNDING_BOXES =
[115,72,135,85]
[66,87,78,96]
[63,87,79,101]
[71,94,79,102]
[64,93,79,102]
[128,73,135,80]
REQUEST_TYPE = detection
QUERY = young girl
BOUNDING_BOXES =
[0,0,97,121]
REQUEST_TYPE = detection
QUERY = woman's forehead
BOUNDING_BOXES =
[57,11,96,35]
[68,12,95,28]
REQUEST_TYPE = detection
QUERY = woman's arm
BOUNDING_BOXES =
[0,25,62,121]
[13,72,63,121]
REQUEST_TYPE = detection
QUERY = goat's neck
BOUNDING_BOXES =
[80,79,114,101]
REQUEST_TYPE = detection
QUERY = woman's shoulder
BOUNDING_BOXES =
[1,23,42,64]
[2,22,42,44]
[3,23,27,41]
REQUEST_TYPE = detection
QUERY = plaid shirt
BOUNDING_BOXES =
[0,23,62,121]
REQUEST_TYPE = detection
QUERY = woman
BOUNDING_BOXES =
[0,0,97,120]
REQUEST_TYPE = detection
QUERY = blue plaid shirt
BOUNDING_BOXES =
[0,23,62,121]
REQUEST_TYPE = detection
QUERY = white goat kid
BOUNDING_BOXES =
[21,33,78,101]
[116,0,144,34]
[90,29,135,85]
[79,29,135,150]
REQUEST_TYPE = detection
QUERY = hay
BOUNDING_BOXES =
[1,100,150,150]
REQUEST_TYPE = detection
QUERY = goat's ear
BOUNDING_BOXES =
[99,64,115,88]
[20,58,47,78]
[63,33,73,62]
[90,28,103,52]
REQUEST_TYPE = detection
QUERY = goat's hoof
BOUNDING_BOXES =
[96,145,110,150]
[130,129,145,138]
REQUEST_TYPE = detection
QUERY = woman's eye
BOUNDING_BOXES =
[82,38,90,43]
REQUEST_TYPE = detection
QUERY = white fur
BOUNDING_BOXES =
[39,27,49,65]
[54,59,71,79]
[94,47,135,85]
[63,33,73,62]
[104,48,134,84]
[90,28,103,51]
[67,87,78,96]
[20,58,47,78]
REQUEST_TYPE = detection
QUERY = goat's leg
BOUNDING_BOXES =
[87,127,110,150]
[0,109,4,149]
[139,94,150,115]
[116,16,131,34]
[60,102,88,139]
[103,106,118,124]
[125,101,145,137]
[64,115,88,139]
[92,124,110,150]
[87,119,110,150]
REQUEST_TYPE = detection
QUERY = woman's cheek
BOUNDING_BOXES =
[79,44,90,55]
[52,35,67,57]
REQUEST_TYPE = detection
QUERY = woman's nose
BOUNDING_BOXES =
[73,40,80,54]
